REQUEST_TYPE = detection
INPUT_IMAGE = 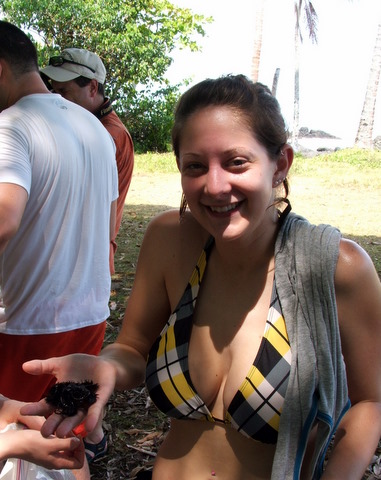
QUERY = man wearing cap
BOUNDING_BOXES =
[0,21,117,476]
[41,48,134,275]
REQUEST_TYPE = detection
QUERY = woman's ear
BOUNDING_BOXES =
[272,144,293,187]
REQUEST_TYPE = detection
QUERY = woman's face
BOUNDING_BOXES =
[177,106,283,243]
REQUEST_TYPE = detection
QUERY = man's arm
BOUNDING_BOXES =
[109,199,117,243]
[0,183,27,254]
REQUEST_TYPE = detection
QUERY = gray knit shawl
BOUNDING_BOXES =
[271,212,349,479]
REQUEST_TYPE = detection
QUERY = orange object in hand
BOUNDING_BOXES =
[73,422,88,438]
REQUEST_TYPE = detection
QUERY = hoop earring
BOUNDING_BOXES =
[179,192,187,220]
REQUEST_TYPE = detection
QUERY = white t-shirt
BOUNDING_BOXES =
[0,94,118,334]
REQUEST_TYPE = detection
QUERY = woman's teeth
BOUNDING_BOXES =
[209,202,240,213]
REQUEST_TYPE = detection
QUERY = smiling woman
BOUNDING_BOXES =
[22,74,381,480]
[172,77,291,238]
[176,105,290,242]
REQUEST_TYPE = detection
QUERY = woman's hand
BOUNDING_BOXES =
[20,353,117,438]
[0,429,84,470]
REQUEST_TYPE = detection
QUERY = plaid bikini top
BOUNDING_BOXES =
[146,237,292,444]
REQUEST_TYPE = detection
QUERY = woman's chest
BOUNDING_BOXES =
[188,270,275,415]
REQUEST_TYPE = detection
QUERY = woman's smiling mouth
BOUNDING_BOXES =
[208,201,242,213]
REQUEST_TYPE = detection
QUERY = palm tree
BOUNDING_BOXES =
[251,0,266,82]
[355,20,381,149]
[250,1,318,146]
[292,0,318,148]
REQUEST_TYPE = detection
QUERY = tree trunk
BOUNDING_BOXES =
[272,67,280,96]
[355,21,381,149]
[251,0,265,82]
[292,18,301,149]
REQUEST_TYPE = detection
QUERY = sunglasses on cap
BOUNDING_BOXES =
[49,55,96,74]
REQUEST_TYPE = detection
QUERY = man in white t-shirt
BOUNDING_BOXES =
[0,21,117,468]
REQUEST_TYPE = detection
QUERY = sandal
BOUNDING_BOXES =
[84,434,108,463]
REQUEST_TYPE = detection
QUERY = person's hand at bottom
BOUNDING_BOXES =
[0,429,85,470]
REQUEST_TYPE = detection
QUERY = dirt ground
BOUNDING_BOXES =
[127,173,182,209]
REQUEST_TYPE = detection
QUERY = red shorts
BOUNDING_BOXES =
[0,322,106,402]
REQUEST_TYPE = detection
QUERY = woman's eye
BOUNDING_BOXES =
[229,158,247,167]
[182,163,205,173]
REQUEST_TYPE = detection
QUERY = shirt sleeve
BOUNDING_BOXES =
[0,117,31,196]
[106,132,119,202]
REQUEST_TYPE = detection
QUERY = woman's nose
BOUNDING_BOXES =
[204,166,230,196]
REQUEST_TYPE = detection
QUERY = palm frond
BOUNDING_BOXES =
[304,0,318,44]
[294,0,318,44]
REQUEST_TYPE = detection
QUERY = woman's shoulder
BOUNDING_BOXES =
[143,209,209,260]
[147,209,205,238]
[276,212,341,262]
[335,237,378,292]
[139,210,210,307]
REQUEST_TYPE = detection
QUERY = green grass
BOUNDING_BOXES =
[291,148,381,189]
[136,147,381,175]
[134,152,178,174]
[294,147,381,168]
